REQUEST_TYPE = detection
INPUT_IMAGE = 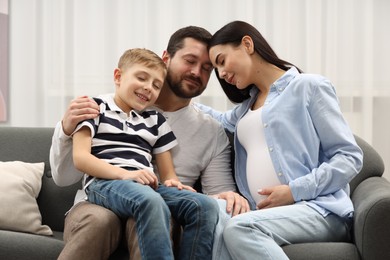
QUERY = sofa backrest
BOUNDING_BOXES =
[0,127,81,232]
[350,135,385,194]
[0,126,385,232]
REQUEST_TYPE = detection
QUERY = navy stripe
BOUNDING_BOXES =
[156,112,166,125]
[99,116,123,130]
[96,151,150,166]
[83,118,98,134]
[94,133,153,152]
[93,97,105,106]
[155,131,176,149]
[126,121,159,136]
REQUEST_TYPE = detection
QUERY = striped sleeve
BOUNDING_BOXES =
[153,112,177,154]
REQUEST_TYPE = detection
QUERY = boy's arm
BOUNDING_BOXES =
[50,96,99,187]
[156,151,195,192]
[73,127,158,188]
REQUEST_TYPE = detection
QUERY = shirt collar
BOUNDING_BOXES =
[99,93,141,118]
[272,66,299,92]
[249,66,299,97]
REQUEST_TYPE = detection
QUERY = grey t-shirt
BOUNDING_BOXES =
[154,103,236,195]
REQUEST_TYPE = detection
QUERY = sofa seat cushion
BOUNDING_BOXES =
[0,230,64,260]
[283,242,360,260]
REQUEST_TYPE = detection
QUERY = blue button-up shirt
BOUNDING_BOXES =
[197,67,363,217]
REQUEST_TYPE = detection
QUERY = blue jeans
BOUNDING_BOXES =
[212,199,233,260]
[86,179,219,260]
[222,204,351,260]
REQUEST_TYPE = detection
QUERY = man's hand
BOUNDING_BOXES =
[164,179,196,192]
[256,185,294,209]
[62,96,100,136]
[216,191,250,216]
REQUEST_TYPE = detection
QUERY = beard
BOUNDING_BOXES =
[165,71,206,99]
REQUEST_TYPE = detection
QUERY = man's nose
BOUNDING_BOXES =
[191,64,202,77]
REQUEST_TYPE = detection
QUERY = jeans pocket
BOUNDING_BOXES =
[87,180,108,208]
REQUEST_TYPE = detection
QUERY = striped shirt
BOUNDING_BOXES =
[74,95,177,187]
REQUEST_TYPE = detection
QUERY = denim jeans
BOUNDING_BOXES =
[212,199,233,260]
[87,179,219,260]
[222,204,351,260]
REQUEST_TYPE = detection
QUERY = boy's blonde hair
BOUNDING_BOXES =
[118,48,167,75]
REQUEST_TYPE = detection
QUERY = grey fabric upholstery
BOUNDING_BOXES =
[282,242,360,260]
[0,230,64,260]
[0,126,389,260]
[349,135,385,193]
[352,177,390,260]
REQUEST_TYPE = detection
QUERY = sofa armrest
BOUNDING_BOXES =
[351,176,390,260]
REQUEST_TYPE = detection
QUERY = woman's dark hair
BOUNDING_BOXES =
[166,26,212,57]
[209,20,302,103]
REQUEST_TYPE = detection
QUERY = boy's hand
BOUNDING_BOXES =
[122,169,158,190]
[164,179,196,192]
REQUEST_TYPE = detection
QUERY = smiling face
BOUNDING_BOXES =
[209,38,254,90]
[163,38,213,99]
[114,64,166,113]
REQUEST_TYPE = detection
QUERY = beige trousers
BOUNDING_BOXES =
[59,201,180,260]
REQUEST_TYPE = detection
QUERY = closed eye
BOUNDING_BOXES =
[202,64,214,73]
[185,58,196,65]
[153,83,161,89]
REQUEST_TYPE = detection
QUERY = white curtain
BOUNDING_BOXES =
[7,0,390,180]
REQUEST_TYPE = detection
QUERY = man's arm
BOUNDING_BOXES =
[50,96,99,186]
[50,121,83,186]
[201,126,250,215]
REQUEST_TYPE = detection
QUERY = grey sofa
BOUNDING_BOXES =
[0,126,389,260]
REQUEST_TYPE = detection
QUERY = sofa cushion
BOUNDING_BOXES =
[0,161,53,235]
[0,230,64,260]
[283,242,360,260]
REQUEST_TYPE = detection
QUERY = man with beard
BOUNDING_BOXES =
[50,26,249,260]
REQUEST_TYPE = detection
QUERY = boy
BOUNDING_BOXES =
[72,48,218,259]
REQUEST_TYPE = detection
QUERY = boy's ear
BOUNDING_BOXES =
[242,35,254,55]
[114,68,121,84]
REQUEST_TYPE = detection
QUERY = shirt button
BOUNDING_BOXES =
[278,172,283,176]
[263,123,268,128]
[269,147,274,152]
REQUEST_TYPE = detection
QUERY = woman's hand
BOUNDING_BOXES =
[164,179,196,192]
[256,185,294,209]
